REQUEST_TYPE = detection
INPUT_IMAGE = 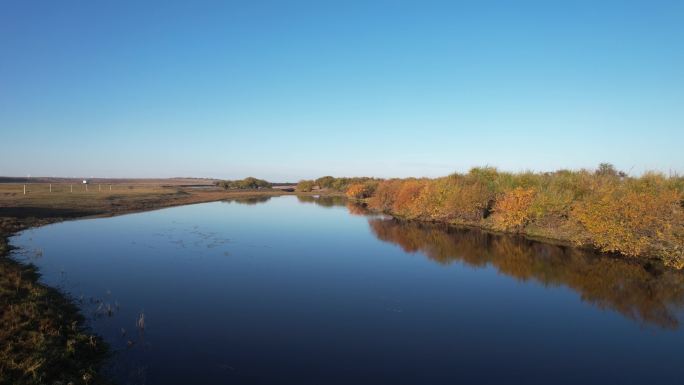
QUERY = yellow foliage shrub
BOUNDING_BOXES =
[491,187,536,231]
[392,179,428,219]
[368,179,403,212]
[412,177,455,220]
[296,180,314,192]
[345,182,376,199]
[572,179,683,266]
[439,179,493,223]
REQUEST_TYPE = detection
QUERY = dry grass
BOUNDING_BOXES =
[0,184,293,219]
[0,246,108,385]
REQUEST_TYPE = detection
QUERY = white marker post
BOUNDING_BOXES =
[23,185,26,195]
[71,185,73,193]
[49,184,52,193]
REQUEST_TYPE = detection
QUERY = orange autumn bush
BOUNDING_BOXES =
[368,179,403,212]
[345,182,377,199]
[491,187,536,231]
[411,177,455,220]
[391,179,428,218]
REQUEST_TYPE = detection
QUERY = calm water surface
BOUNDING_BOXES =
[10,196,684,385]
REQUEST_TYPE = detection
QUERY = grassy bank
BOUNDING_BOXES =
[0,185,292,384]
[1,216,109,385]
[339,165,684,268]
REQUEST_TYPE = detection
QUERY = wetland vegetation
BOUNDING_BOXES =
[304,164,684,268]
[215,177,272,190]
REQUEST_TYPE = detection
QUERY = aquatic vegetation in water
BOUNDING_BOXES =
[137,312,145,331]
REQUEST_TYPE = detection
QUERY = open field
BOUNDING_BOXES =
[0,183,292,218]
[0,177,217,186]
[0,184,302,385]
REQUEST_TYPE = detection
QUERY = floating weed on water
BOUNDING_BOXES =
[170,239,186,248]
[137,312,145,331]
[87,293,119,318]
[32,248,43,261]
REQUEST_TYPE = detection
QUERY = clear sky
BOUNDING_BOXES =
[1,1,682,181]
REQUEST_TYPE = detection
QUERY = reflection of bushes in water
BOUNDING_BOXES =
[296,195,347,208]
[368,218,684,329]
[346,202,371,216]
[297,196,373,216]
[223,196,272,205]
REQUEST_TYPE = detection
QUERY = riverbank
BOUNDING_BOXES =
[336,167,684,268]
[0,185,297,385]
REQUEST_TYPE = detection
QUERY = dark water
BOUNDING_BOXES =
[10,195,684,385]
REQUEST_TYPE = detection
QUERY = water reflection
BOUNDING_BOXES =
[224,194,684,329]
[296,195,347,207]
[222,196,273,205]
[367,217,684,329]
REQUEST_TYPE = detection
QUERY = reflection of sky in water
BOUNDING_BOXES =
[10,196,684,385]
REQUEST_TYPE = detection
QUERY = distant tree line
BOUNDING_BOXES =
[296,176,380,193]
[215,177,271,190]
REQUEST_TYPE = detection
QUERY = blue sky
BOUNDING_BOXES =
[1,1,682,181]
